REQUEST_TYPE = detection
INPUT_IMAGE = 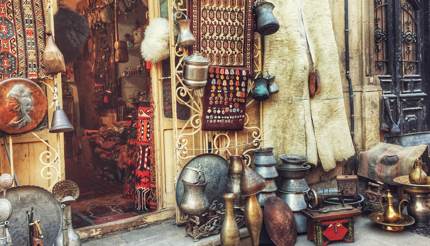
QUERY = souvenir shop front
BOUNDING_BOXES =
[1,0,430,245]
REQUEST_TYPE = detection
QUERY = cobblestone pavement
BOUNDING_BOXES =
[83,216,430,246]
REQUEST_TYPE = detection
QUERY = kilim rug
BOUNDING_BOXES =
[0,0,46,80]
[189,0,254,73]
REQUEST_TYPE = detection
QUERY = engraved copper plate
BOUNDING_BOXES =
[0,78,47,134]
[190,0,254,72]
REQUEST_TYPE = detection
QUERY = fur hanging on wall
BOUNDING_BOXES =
[141,18,170,63]
[54,7,90,63]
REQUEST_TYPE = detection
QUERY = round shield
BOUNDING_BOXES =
[5,186,62,246]
[0,78,48,134]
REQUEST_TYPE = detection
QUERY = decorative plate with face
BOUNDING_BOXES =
[0,78,48,134]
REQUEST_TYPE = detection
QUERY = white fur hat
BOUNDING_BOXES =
[141,18,170,63]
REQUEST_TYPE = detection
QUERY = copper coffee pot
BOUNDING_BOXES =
[383,190,408,223]
[177,14,196,47]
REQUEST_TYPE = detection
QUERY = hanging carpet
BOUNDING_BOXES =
[0,0,46,80]
[189,0,254,72]
[263,0,355,171]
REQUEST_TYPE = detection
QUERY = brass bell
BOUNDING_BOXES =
[49,106,74,133]
[177,17,196,47]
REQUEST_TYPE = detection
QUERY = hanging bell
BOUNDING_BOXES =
[49,106,74,133]
[177,17,196,47]
[255,1,280,36]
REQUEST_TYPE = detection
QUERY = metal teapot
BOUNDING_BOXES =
[383,190,408,223]
[177,14,196,47]
[255,1,280,36]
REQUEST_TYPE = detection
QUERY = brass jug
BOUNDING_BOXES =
[221,193,240,246]
[383,190,408,223]
[409,159,428,185]
[177,17,196,47]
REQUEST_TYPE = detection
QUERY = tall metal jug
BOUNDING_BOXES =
[179,167,209,215]
[255,1,280,36]
[177,16,196,47]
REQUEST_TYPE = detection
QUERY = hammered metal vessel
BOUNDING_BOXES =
[264,197,296,246]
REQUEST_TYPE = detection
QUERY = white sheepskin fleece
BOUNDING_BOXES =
[141,18,170,63]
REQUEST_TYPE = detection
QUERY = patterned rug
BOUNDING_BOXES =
[189,0,254,72]
[72,194,138,228]
[0,0,46,80]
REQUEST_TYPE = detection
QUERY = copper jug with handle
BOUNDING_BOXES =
[383,190,408,223]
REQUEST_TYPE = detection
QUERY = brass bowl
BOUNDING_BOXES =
[393,175,430,194]
[369,212,415,232]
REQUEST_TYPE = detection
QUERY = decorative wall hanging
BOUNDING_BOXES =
[202,67,248,131]
[189,0,254,72]
[0,78,48,135]
[129,103,157,212]
[0,0,46,80]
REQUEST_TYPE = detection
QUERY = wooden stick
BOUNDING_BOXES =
[8,136,14,187]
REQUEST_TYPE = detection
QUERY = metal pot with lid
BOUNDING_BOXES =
[183,53,209,89]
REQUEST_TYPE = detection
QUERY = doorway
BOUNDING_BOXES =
[61,0,156,228]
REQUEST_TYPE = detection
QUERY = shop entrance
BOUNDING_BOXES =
[61,0,157,228]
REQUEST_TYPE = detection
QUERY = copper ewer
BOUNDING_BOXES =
[383,190,408,223]
[177,16,196,47]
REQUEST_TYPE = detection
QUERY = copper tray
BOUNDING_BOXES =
[5,185,62,245]
[176,154,229,207]
[0,78,48,134]
[393,175,430,194]
[369,212,415,232]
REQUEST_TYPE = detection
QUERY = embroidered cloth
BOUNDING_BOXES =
[0,0,46,80]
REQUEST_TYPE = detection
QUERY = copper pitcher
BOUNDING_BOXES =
[383,190,408,223]
[179,167,209,215]
[409,159,428,185]
[177,15,196,47]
